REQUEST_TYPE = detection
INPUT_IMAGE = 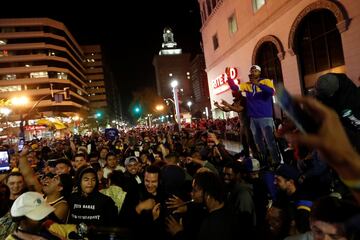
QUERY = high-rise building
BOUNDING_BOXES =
[81,45,107,115]
[190,54,211,116]
[153,28,192,100]
[198,0,360,119]
[0,18,89,120]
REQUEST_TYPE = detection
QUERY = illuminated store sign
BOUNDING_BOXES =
[212,67,238,95]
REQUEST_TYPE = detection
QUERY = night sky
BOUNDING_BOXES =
[1,1,202,120]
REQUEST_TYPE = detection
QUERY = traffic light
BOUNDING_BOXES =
[95,112,102,118]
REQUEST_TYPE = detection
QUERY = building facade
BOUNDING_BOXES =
[198,0,360,119]
[153,28,192,100]
[190,54,211,118]
[0,18,89,120]
[81,45,107,115]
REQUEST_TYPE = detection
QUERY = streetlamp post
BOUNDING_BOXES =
[171,80,181,131]
[11,96,29,138]
[187,101,192,112]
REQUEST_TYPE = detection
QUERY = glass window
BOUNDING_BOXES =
[228,14,238,35]
[2,74,16,80]
[30,72,48,78]
[255,42,283,85]
[0,50,8,57]
[0,85,21,92]
[253,0,266,12]
[212,34,219,50]
[57,72,68,80]
[296,9,345,91]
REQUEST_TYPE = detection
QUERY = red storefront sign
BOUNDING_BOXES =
[25,125,47,131]
[212,67,239,95]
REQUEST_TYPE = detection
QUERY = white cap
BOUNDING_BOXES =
[250,65,261,72]
[125,156,138,166]
[244,157,261,172]
[11,191,55,221]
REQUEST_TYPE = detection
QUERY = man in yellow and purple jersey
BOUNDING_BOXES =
[238,65,281,167]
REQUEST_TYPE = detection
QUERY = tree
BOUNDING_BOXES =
[129,87,168,121]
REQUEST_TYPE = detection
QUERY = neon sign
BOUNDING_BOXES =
[212,67,239,95]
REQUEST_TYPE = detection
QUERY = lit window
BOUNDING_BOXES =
[212,34,219,50]
[228,14,238,35]
[91,59,95,62]
[0,85,21,92]
[56,72,67,80]
[30,72,48,78]
[0,40,7,45]
[0,50,8,57]
[253,0,265,12]
[3,74,16,80]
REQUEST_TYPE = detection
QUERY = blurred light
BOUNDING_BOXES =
[186,72,190,75]
[169,73,173,77]
[187,101,192,107]
[11,96,29,106]
[155,104,164,111]
[0,107,11,116]
[170,80,178,88]
[25,64,30,67]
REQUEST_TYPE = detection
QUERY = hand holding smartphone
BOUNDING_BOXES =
[0,150,10,173]
[18,138,25,152]
[275,84,319,134]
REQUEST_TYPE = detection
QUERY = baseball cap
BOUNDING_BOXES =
[275,164,300,181]
[243,157,261,172]
[124,156,138,166]
[314,73,340,99]
[11,191,55,221]
[250,65,261,72]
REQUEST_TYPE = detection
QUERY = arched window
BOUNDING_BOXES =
[255,41,284,119]
[296,9,345,93]
[255,42,283,85]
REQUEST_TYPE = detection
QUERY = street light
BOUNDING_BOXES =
[155,104,164,111]
[187,101,192,112]
[11,96,30,138]
[170,80,181,131]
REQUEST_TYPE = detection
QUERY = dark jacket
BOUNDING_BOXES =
[68,167,117,227]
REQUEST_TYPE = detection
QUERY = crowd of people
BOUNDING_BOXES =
[0,68,359,240]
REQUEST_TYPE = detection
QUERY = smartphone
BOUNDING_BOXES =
[0,150,10,173]
[18,138,25,152]
[275,84,319,133]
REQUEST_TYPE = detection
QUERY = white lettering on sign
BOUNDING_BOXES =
[212,67,239,95]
